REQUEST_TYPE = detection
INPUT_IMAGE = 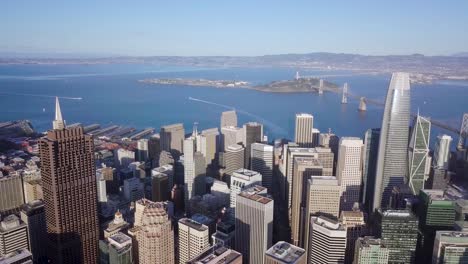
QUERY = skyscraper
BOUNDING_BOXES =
[148,133,161,162]
[199,128,220,168]
[136,138,149,162]
[187,244,243,264]
[160,123,185,158]
[184,137,207,212]
[336,137,363,211]
[264,241,306,264]
[229,168,262,209]
[294,113,314,148]
[353,237,389,264]
[221,110,238,128]
[243,122,263,169]
[221,126,243,151]
[361,128,380,214]
[39,98,99,263]
[222,144,245,182]
[20,200,47,263]
[308,216,347,264]
[408,114,431,195]
[340,210,366,264]
[375,209,418,264]
[432,231,468,264]
[0,215,30,257]
[251,143,274,191]
[0,174,24,215]
[433,134,453,170]
[178,218,210,264]
[100,232,133,264]
[373,72,411,211]
[234,186,273,264]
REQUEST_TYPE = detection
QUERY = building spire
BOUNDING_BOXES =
[53,96,66,130]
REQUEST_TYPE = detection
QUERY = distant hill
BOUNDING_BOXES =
[453,52,468,57]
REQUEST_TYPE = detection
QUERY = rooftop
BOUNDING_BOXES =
[380,209,416,219]
[313,216,345,231]
[265,241,305,263]
[232,168,261,179]
[238,186,273,204]
[179,218,208,232]
[294,156,321,167]
[0,249,32,263]
[188,245,242,264]
[296,113,313,118]
[358,236,386,248]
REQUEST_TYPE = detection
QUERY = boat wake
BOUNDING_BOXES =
[0,93,82,100]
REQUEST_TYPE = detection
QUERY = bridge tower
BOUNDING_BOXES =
[318,79,324,95]
[341,83,348,104]
[358,97,367,111]
[295,71,300,81]
[458,113,468,149]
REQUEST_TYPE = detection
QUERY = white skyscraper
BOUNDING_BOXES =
[295,113,314,148]
[221,126,243,151]
[234,186,273,264]
[308,216,347,264]
[52,97,65,130]
[199,128,220,166]
[136,138,149,161]
[184,137,206,212]
[336,137,363,211]
[221,110,238,128]
[373,72,411,210]
[223,144,245,180]
[230,168,262,209]
[178,218,210,264]
[433,134,453,169]
[408,114,431,195]
[251,143,274,191]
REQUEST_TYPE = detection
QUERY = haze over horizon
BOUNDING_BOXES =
[2,0,468,57]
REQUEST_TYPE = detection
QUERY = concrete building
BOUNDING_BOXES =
[0,249,33,264]
[160,123,185,158]
[221,110,238,128]
[0,174,24,215]
[230,168,262,209]
[223,144,245,181]
[188,245,242,264]
[234,186,273,264]
[132,201,174,264]
[303,176,342,254]
[264,241,306,264]
[211,179,230,208]
[136,138,149,162]
[375,209,418,264]
[308,216,347,264]
[340,210,366,264]
[123,177,144,202]
[291,157,323,247]
[178,218,210,264]
[251,143,274,192]
[100,232,133,264]
[408,114,431,195]
[199,128,220,167]
[0,215,30,257]
[221,126,243,151]
[295,113,314,148]
[20,200,46,263]
[361,128,380,214]
[148,133,161,162]
[336,137,363,211]
[243,122,263,169]
[374,73,411,210]
[39,99,99,264]
[212,222,235,248]
[353,237,389,264]
[432,231,468,264]
[184,137,207,212]
[22,177,43,204]
[433,134,453,170]
[115,148,135,169]
[103,211,130,239]
[151,170,169,202]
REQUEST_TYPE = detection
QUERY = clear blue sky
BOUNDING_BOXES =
[1,0,468,56]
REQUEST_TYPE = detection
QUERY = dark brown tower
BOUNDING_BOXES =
[39,97,99,264]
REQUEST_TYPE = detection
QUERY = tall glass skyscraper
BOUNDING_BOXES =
[373,73,411,211]
[408,114,431,195]
[362,128,380,214]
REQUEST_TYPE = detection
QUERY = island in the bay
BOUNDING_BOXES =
[139,77,340,93]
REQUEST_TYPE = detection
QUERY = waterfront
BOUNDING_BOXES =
[0,64,466,145]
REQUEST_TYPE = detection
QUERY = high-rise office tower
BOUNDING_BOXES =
[136,138,149,162]
[340,210,366,264]
[308,216,347,264]
[20,200,47,263]
[223,144,245,182]
[374,72,411,211]
[99,232,133,264]
[211,180,230,208]
[432,231,468,264]
[433,134,453,170]
[97,171,108,203]
[178,218,210,264]
[123,177,144,202]
[264,241,306,264]
[103,211,129,239]
[291,157,323,247]
[184,137,207,212]
[303,176,341,255]
[229,168,262,209]
[159,150,175,167]
[294,113,314,148]
[148,133,161,162]
[361,128,380,214]
[0,174,24,215]
[417,189,456,263]
[408,114,431,195]
[39,98,99,263]
[336,137,363,211]
[234,186,273,264]
[375,209,418,264]
[251,143,274,191]
[0,215,30,257]
[151,172,169,202]
[151,164,174,195]
[221,126,243,151]
[353,237,389,264]
[187,244,243,264]
[243,122,263,169]
[221,110,238,128]
[96,166,119,195]
[115,148,135,169]
[199,128,220,167]
[160,123,185,158]
[22,177,43,204]
[131,200,174,264]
